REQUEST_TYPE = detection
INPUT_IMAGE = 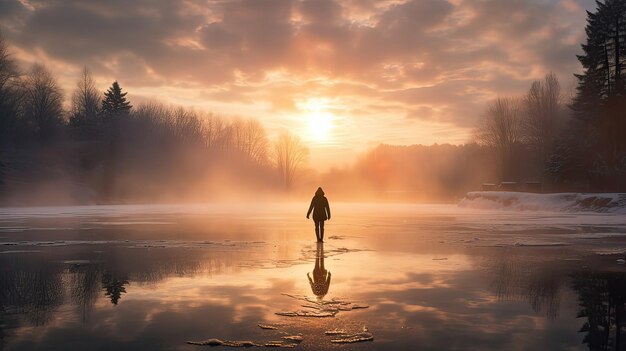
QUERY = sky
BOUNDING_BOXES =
[0,0,597,169]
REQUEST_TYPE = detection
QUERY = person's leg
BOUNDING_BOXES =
[319,220,325,242]
[315,221,320,241]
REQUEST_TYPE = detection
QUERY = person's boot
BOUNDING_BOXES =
[315,227,320,242]
[319,226,324,242]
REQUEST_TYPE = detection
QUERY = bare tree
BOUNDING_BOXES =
[22,64,64,141]
[70,67,100,129]
[0,32,22,146]
[130,102,204,147]
[229,117,270,164]
[170,107,204,145]
[0,32,19,94]
[242,119,269,164]
[522,72,562,166]
[274,132,309,189]
[229,118,245,152]
[203,113,228,149]
[475,97,523,180]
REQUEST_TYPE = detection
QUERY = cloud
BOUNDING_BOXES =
[0,0,593,164]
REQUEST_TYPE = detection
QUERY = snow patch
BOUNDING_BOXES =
[459,192,626,213]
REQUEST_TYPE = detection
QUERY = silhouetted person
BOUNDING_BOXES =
[308,242,331,300]
[306,187,331,242]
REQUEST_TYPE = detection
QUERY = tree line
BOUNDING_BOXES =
[474,72,566,187]
[319,0,626,199]
[475,0,626,192]
[2,0,624,204]
[0,33,309,204]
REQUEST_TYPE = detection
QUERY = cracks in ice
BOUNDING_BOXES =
[275,293,369,318]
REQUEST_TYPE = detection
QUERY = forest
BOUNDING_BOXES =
[0,38,310,204]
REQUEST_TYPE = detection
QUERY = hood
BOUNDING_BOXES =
[315,187,325,196]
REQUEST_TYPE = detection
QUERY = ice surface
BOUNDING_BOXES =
[327,327,373,343]
[258,324,279,330]
[275,310,335,318]
[186,338,296,348]
[187,338,225,346]
[0,250,41,254]
[0,239,264,249]
[324,329,348,335]
[330,332,374,343]
[276,294,369,318]
[281,336,303,343]
[513,242,568,247]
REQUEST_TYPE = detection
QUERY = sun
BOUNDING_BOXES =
[307,110,333,141]
[299,98,334,142]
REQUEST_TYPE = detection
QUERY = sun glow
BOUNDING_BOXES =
[300,98,334,142]
[308,110,333,141]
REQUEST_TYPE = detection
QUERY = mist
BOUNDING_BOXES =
[1,0,626,207]
[3,34,508,206]
[0,59,619,206]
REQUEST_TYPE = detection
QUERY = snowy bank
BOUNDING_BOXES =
[459,192,626,213]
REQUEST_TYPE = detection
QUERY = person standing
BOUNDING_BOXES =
[306,187,331,242]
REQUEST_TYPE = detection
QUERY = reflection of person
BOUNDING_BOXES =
[308,242,331,300]
[306,187,331,242]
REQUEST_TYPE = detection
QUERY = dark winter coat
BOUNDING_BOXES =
[307,189,331,222]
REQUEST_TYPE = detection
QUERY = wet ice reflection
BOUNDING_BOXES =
[1,204,626,350]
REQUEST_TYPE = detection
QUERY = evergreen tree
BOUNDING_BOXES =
[100,81,131,201]
[101,81,131,116]
[550,0,626,190]
[572,0,626,116]
[101,272,129,305]
[572,272,626,351]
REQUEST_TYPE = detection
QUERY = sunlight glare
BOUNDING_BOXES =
[308,110,333,141]
[300,98,334,142]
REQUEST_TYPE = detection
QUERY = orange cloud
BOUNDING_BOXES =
[0,0,596,168]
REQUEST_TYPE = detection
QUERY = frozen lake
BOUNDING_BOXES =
[1,203,626,350]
